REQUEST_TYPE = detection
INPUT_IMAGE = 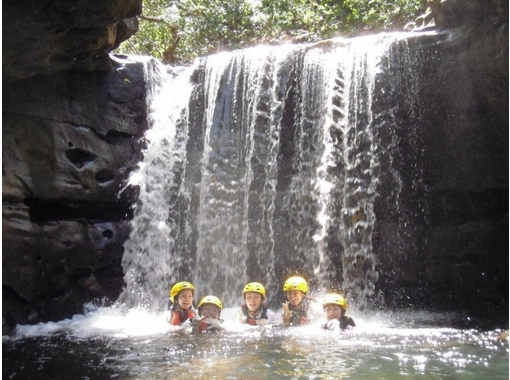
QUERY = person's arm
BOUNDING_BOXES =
[324,318,341,332]
[282,302,292,326]
[237,307,248,324]
[191,316,203,333]
[204,318,223,331]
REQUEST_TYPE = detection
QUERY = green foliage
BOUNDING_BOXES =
[175,0,260,61]
[341,0,425,34]
[115,0,426,64]
[118,0,180,62]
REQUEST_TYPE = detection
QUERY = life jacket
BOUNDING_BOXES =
[241,304,268,325]
[170,308,195,325]
[339,316,356,330]
[196,318,224,334]
[198,320,208,333]
[288,297,315,326]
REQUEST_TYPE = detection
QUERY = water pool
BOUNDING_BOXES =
[3,308,508,379]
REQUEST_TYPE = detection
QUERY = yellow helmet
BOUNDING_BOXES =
[322,293,347,311]
[198,295,223,310]
[283,276,308,293]
[169,281,195,303]
[242,282,266,298]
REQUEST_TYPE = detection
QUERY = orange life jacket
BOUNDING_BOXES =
[170,309,195,325]
[198,320,208,333]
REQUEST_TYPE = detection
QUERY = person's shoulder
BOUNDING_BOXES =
[341,315,356,329]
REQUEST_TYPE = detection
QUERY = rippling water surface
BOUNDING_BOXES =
[3,307,508,379]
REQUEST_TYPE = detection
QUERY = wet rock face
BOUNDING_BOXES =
[413,0,508,31]
[373,2,508,324]
[2,56,152,333]
[2,0,146,334]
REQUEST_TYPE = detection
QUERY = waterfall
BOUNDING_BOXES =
[119,33,428,311]
[192,46,298,306]
[118,59,195,311]
[312,35,398,307]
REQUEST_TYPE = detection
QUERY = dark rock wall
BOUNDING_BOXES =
[2,0,147,333]
[374,0,508,325]
[373,36,508,324]
[3,0,141,83]
[2,57,151,331]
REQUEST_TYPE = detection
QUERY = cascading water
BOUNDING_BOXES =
[117,60,195,311]
[192,46,297,305]
[119,33,412,310]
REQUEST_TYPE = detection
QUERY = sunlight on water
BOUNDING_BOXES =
[5,308,508,379]
[6,306,474,340]
[12,306,168,339]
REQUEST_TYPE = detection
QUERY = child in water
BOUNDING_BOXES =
[168,281,197,325]
[192,295,224,333]
[281,276,321,326]
[318,293,356,331]
[237,282,278,325]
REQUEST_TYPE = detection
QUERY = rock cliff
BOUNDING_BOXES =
[3,0,149,332]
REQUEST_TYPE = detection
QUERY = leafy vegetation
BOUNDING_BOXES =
[116,0,426,64]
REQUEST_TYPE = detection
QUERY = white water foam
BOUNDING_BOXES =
[8,304,466,341]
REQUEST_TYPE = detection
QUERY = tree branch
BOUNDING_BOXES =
[139,15,178,32]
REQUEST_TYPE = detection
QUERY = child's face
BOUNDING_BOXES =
[286,290,304,306]
[200,304,220,319]
[324,304,343,320]
[245,292,263,312]
[177,289,194,309]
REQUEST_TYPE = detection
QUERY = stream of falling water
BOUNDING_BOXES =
[118,33,421,310]
[117,61,195,311]
[192,46,295,304]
